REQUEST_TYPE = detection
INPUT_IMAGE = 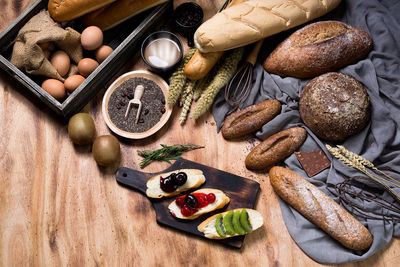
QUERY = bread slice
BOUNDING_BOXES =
[168,188,230,220]
[197,208,263,239]
[146,169,205,198]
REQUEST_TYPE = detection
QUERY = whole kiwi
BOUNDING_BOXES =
[68,113,96,145]
[92,135,120,167]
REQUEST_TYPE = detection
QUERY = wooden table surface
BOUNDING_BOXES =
[1,0,399,266]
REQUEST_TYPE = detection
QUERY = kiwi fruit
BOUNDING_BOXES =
[68,113,96,145]
[215,214,226,237]
[240,209,252,233]
[92,135,120,167]
[232,211,245,235]
[223,210,235,236]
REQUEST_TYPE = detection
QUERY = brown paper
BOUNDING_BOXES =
[11,10,83,81]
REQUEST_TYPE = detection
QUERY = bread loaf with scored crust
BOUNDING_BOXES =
[264,21,373,78]
[194,0,341,53]
[269,166,373,250]
[245,127,307,170]
[221,99,281,139]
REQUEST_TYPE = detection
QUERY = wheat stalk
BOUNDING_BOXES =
[326,144,400,201]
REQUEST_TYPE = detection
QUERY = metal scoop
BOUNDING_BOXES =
[124,85,144,123]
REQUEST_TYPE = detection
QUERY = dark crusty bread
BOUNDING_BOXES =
[264,21,373,78]
[245,127,306,170]
[81,0,168,30]
[221,99,281,139]
[299,72,370,141]
[48,0,116,22]
[269,166,373,250]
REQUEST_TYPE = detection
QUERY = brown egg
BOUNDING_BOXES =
[42,79,66,101]
[95,45,113,63]
[78,58,99,77]
[64,75,85,94]
[81,26,103,50]
[50,50,70,77]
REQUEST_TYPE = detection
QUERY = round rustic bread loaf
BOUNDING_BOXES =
[299,72,370,141]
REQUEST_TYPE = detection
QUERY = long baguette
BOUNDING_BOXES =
[269,166,373,250]
[194,0,341,53]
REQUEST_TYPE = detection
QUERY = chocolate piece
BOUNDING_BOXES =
[295,150,330,177]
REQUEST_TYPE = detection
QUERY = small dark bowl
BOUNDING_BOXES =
[174,2,204,47]
[141,31,183,73]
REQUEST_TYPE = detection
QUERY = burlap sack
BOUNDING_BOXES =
[11,10,83,81]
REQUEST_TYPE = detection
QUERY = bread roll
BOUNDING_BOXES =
[146,169,205,198]
[245,127,307,170]
[184,50,223,80]
[183,0,247,80]
[197,208,263,239]
[168,188,230,220]
[81,0,168,30]
[221,99,281,139]
[264,21,373,78]
[299,72,370,141]
[48,0,116,22]
[269,166,373,250]
[194,0,341,53]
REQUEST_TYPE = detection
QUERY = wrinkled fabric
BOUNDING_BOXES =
[212,0,400,264]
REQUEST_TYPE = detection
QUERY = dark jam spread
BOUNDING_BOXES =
[175,192,216,217]
[160,172,187,193]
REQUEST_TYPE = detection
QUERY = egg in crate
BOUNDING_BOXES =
[81,26,103,51]
[41,79,66,101]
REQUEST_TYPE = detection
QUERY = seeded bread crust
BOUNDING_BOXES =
[245,127,307,170]
[299,72,370,141]
[263,21,373,78]
[269,166,373,250]
[168,188,230,220]
[221,99,281,139]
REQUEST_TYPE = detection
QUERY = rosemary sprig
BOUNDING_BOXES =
[137,144,204,168]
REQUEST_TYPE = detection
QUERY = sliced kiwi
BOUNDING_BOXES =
[223,210,236,236]
[232,211,246,235]
[215,214,226,237]
[240,209,252,233]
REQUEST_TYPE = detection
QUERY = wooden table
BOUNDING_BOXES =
[1,0,399,266]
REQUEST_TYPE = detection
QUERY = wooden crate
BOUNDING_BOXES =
[0,0,171,118]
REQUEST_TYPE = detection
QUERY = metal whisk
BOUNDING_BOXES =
[224,39,264,108]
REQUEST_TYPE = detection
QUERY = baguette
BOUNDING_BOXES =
[81,0,168,30]
[168,188,230,220]
[183,0,247,81]
[221,99,281,139]
[264,21,373,78]
[48,0,116,22]
[245,127,307,170]
[269,166,373,250]
[146,169,205,198]
[197,208,263,239]
[194,0,341,53]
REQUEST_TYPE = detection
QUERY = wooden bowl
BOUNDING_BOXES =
[102,70,172,139]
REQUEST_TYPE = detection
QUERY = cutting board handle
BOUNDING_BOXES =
[115,159,186,194]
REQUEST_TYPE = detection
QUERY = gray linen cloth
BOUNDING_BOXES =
[212,0,400,264]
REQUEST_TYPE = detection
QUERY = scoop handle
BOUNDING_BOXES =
[134,85,144,101]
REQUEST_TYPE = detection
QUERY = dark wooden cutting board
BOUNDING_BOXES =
[115,158,260,248]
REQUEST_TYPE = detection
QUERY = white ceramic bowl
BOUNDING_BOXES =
[102,70,172,139]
